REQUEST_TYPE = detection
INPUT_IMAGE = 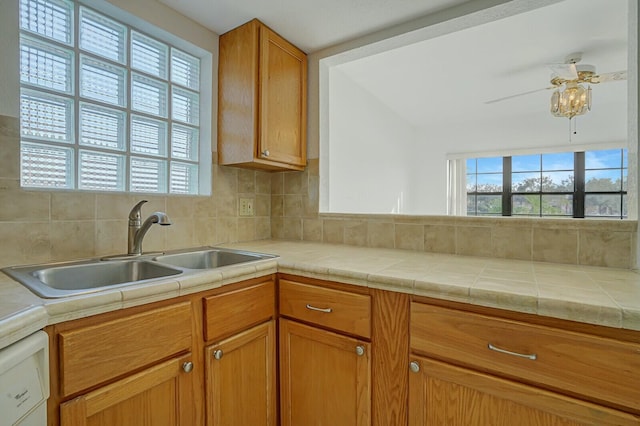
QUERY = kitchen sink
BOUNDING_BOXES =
[3,247,277,298]
[3,259,183,298]
[153,248,276,270]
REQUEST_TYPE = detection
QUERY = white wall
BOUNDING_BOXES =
[405,130,449,214]
[329,69,425,214]
[326,69,455,216]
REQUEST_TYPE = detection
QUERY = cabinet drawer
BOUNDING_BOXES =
[410,302,640,412]
[59,302,192,397]
[279,280,371,338]
[204,279,275,342]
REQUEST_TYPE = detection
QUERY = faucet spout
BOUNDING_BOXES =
[127,201,172,256]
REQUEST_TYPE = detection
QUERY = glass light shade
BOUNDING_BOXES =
[550,83,592,119]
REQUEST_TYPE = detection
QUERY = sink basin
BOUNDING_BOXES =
[3,260,182,298]
[153,248,276,270]
[3,247,277,298]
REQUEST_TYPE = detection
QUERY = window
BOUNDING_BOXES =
[465,149,627,219]
[466,157,503,216]
[511,152,574,217]
[19,0,208,194]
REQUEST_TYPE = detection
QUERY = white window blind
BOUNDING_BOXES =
[19,0,204,194]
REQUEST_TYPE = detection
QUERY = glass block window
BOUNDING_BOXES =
[19,0,203,194]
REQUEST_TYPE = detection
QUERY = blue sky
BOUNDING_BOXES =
[467,149,627,190]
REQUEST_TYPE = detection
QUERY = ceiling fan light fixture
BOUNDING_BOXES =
[550,82,592,119]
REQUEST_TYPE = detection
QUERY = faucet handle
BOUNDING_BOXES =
[128,200,148,224]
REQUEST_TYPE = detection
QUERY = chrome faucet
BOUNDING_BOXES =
[128,200,172,256]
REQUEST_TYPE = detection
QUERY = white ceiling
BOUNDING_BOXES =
[158,0,630,154]
[334,0,629,153]
[157,0,470,53]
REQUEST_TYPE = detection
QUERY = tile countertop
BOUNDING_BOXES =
[1,240,639,350]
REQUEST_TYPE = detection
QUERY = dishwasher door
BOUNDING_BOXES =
[0,331,49,426]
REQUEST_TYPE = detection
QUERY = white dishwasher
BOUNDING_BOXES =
[0,331,49,426]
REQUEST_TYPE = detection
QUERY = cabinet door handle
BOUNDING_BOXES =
[262,149,270,157]
[355,345,365,356]
[182,361,194,373]
[409,361,420,373]
[488,343,537,360]
[305,304,332,313]
[213,349,223,360]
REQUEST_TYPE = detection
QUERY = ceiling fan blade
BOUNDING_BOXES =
[592,70,627,83]
[549,63,579,80]
[484,86,555,104]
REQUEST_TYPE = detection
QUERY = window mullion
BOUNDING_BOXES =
[574,152,585,218]
[502,156,512,216]
[126,26,132,192]
[73,0,80,190]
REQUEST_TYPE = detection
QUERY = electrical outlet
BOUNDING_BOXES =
[239,198,254,216]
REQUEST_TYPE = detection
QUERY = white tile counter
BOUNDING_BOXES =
[1,240,639,350]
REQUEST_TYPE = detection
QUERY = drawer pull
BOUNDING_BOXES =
[305,304,332,313]
[488,343,537,360]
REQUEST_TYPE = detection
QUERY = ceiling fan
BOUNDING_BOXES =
[485,52,627,120]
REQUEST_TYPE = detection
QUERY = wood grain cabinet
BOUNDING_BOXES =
[408,356,639,426]
[218,19,307,171]
[49,301,197,426]
[60,354,195,426]
[203,279,277,426]
[409,301,640,426]
[279,279,372,426]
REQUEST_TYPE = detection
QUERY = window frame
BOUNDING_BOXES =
[464,149,627,219]
[18,0,212,196]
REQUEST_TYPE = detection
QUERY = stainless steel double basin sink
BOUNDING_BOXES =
[2,247,277,298]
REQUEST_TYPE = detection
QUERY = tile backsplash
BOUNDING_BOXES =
[271,159,638,269]
[2,113,637,269]
[0,115,271,268]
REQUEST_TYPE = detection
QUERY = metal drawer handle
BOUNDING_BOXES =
[305,304,332,313]
[488,343,537,360]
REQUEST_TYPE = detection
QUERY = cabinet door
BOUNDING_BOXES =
[259,25,307,167]
[409,356,640,426]
[205,321,276,426]
[60,354,196,426]
[280,318,370,426]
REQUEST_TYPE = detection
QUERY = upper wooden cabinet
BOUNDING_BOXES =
[218,19,307,171]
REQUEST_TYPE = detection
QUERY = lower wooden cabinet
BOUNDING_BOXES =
[60,354,196,426]
[205,320,276,426]
[408,356,639,426]
[279,318,371,426]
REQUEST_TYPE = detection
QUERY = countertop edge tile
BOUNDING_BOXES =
[178,270,224,293]
[537,296,623,328]
[0,306,47,350]
[43,289,123,323]
[621,306,640,330]
[120,280,181,309]
[1,240,640,351]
